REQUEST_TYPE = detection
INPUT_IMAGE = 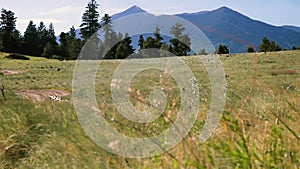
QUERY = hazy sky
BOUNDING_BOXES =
[1,0,300,35]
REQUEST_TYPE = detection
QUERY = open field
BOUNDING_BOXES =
[0,51,300,168]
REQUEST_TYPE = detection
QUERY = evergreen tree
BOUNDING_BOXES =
[269,40,281,51]
[0,8,20,53]
[22,21,39,56]
[42,42,56,58]
[153,26,163,48]
[143,37,156,49]
[247,46,255,53]
[58,26,82,60]
[47,23,57,45]
[259,37,281,53]
[169,23,191,56]
[217,44,229,54]
[68,38,82,60]
[37,22,48,55]
[170,23,185,39]
[138,35,145,51]
[101,14,120,59]
[58,32,69,57]
[259,37,270,53]
[69,26,77,39]
[80,0,101,41]
[115,33,135,59]
[143,37,159,58]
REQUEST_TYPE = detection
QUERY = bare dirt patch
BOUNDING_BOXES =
[271,69,297,76]
[15,90,70,102]
[1,70,24,75]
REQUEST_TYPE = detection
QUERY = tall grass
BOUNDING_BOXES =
[0,51,300,168]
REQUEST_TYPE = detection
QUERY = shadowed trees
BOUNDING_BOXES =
[0,9,21,53]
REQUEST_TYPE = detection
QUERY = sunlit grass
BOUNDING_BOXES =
[0,50,300,168]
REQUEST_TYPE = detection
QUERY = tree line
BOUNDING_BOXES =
[1,0,300,59]
[0,0,191,60]
[216,37,284,55]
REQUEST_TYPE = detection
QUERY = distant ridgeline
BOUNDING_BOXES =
[1,4,300,60]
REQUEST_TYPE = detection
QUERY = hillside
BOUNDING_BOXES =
[281,25,300,33]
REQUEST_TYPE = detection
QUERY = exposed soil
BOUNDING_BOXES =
[15,90,70,102]
[1,70,24,75]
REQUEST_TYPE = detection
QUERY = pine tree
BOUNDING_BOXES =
[143,37,159,58]
[170,23,185,39]
[42,42,55,58]
[101,14,120,59]
[153,26,163,48]
[68,26,82,60]
[169,23,191,56]
[41,24,58,59]
[69,26,77,39]
[58,26,82,60]
[22,21,39,56]
[37,22,48,55]
[217,44,229,54]
[58,32,69,57]
[47,23,57,45]
[115,33,134,59]
[259,37,270,53]
[143,37,156,49]
[80,0,101,41]
[0,8,20,53]
[259,37,281,53]
[138,35,145,51]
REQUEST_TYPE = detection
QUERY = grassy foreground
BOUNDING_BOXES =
[0,51,300,168]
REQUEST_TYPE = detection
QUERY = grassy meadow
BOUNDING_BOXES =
[0,51,300,168]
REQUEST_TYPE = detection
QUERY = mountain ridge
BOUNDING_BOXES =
[66,5,300,53]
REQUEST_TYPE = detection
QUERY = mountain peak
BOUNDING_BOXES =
[124,5,146,13]
[218,6,232,10]
[111,5,151,20]
[213,6,237,13]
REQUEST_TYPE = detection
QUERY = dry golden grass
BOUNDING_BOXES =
[0,50,300,168]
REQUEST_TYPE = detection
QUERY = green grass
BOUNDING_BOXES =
[0,51,300,168]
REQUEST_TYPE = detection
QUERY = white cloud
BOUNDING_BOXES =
[38,6,81,16]
[18,19,65,24]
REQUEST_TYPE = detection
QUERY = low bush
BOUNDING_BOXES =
[5,53,30,60]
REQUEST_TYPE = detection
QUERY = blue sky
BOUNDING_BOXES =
[2,0,300,35]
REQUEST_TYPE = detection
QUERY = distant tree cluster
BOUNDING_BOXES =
[136,24,191,58]
[0,8,74,59]
[259,37,281,53]
[292,46,300,50]
[217,44,229,54]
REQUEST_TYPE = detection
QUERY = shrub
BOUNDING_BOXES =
[5,53,30,60]
[247,46,255,53]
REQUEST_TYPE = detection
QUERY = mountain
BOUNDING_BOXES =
[111,5,154,20]
[66,5,300,53]
[176,6,300,52]
[281,25,300,33]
